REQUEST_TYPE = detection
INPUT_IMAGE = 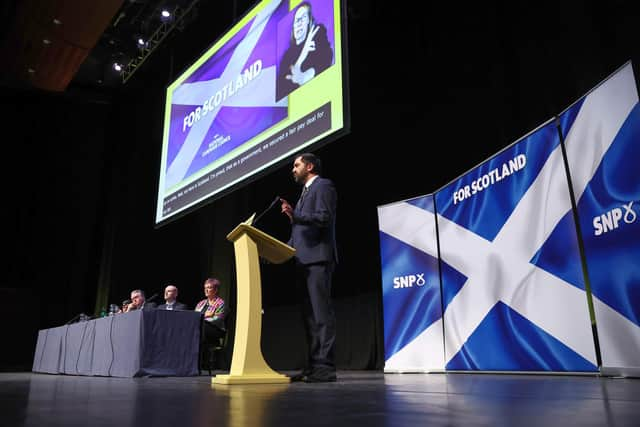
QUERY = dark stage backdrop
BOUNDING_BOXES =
[2,0,639,371]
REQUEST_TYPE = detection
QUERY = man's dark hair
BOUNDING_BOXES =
[299,152,322,175]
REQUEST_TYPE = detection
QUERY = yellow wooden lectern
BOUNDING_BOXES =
[212,215,295,385]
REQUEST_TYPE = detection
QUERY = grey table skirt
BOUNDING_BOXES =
[32,309,202,377]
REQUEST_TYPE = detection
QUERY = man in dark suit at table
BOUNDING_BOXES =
[157,284,188,310]
[280,152,338,383]
[123,289,157,312]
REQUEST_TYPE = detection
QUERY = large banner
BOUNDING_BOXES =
[377,195,444,372]
[558,62,640,375]
[434,119,598,372]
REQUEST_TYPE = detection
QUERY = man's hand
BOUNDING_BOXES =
[298,24,319,66]
[280,198,293,222]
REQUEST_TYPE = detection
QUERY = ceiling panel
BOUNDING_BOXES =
[1,0,125,92]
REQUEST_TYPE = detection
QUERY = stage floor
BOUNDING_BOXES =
[2,370,639,426]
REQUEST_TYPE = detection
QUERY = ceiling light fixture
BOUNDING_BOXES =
[122,0,202,84]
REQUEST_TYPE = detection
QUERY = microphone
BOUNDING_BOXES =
[65,312,85,325]
[252,195,281,225]
[147,293,159,303]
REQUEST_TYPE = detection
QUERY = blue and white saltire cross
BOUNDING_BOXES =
[377,62,638,373]
[560,62,640,372]
[435,118,598,372]
[377,195,445,372]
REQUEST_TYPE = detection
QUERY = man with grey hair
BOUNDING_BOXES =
[123,289,157,312]
[157,284,188,310]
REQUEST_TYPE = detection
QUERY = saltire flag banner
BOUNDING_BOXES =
[434,119,598,372]
[558,61,640,374]
[377,195,445,372]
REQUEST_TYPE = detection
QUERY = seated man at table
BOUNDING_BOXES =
[157,284,188,311]
[123,289,157,312]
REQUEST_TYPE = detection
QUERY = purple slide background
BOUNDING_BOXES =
[165,1,290,180]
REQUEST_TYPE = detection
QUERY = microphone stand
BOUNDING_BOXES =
[253,196,281,226]
[146,293,160,303]
[65,313,86,325]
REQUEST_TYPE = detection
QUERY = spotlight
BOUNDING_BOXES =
[137,38,146,47]
[113,62,122,72]
[159,8,174,25]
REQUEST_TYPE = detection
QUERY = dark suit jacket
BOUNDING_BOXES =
[157,301,188,310]
[289,176,338,265]
[138,302,157,311]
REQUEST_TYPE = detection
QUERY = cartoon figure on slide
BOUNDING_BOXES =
[276,1,334,101]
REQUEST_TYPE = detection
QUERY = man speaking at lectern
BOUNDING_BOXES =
[280,152,338,383]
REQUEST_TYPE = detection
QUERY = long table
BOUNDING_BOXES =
[32,309,201,377]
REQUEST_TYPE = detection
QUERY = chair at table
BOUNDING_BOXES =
[199,314,229,375]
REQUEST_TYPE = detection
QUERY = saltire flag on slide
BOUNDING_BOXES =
[165,0,289,191]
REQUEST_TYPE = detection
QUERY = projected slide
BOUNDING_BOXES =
[377,195,444,372]
[435,120,598,372]
[156,0,347,226]
[559,62,640,374]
